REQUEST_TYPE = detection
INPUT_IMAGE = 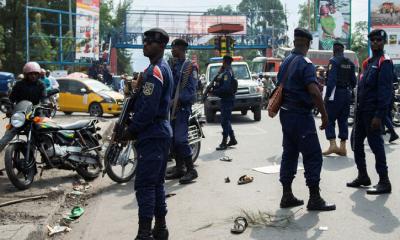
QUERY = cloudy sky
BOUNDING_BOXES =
[113,0,368,70]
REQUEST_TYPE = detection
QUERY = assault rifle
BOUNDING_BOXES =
[202,74,219,102]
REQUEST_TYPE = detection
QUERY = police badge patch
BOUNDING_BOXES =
[143,82,154,96]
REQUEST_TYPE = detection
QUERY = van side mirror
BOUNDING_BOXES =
[80,88,87,94]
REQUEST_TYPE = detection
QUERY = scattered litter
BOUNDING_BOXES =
[47,225,72,236]
[166,193,176,198]
[239,208,302,228]
[253,164,304,174]
[220,156,232,162]
[231,217,248,234]
[0,195,48,208]
[70,191,83,196]
[64,206,85,221]
[225,177,230,183]
[73,182,92,191]
[237,175,254,185]
[192,223,213,232]
[50,186,59,191]
[319,226,329,231]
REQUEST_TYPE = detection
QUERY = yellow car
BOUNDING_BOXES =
[57,78,124,117]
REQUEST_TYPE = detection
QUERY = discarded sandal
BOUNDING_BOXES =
[237,175,254,185]
[230,216,248,234]
[220,156,232,162]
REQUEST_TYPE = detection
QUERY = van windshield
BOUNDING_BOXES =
[209,64,251,82]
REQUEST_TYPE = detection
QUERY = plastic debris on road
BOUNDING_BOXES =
[319,226,329,231]
[47,225,72,236]
[63,206,85,221]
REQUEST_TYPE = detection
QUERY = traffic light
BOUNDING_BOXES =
[226,36,235,54]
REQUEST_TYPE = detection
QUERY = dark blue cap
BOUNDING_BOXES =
[144,28,169,44]
[294,27,313,41]
[333,41,344,48]
[368,29,387,41]
[171,38,188,48]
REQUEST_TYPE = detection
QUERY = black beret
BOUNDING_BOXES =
[144,28,169,44]
[368,29,387,41]
[294,27,313,41]
[223,55,233,63]
[171,38,188,47]
[333,41,344,48]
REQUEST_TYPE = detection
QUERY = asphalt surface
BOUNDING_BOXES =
[58,110,400,240]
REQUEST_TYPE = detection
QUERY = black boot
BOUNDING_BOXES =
[307,186,336,211]
[367,176,392,195]
[216,136,228,151]
[280,184,304,208]
[389,130,399,143]
[135,217,154,240]
[165,157,185,180]
[227,132,237,147]
[179,156,198,184]
[152,216,169,240]
[346,171,371,188]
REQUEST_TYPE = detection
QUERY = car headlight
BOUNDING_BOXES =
[99,94,115,103]
[11,112,25,128]
[249,86,257,94]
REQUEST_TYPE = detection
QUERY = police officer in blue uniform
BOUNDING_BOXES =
[278,28,335,211]
[323,41,356,156]
[165,38,199,184]
[123,28,173,240]
[212,55,238,150]
[347,29,393,194]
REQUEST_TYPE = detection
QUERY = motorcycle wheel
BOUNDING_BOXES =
[104,141,137,183]
[4,142,36,190]
[76,139,102,181]
[190,141,201,163]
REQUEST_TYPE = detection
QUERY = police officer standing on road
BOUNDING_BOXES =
[211,55,238,150]
[323,41,356,156]
[165,38,199,184]
[122,28,173,240]
[347,29,393,194]
[278,28,335,211]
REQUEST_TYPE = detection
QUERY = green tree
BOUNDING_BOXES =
[350,21,368,65]
[298,1,315,31]
[205,5,236,16]
[31,13,55,62]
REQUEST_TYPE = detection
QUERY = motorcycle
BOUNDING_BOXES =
[104,75,205,183]
[0,97,12,114]
[4,98,103,190]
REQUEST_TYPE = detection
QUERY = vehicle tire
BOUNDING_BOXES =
[241,110,248,115]
[104,141,137,183]
[205,108,215,123]
[190,141,201,163]
[4,142,36,190]
[64,111,73,115]
[76,139,102,181]
[253,106,261,121]
[392,106,400,127]
[89,102,103,117]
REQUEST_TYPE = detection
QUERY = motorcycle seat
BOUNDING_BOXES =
[59,120,92,130]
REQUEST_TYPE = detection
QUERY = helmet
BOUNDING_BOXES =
[23,62,41,74]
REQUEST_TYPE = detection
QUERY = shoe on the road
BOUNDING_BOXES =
[346,175,371,188]
[307,196,336,211]
[135,235,154,240]
[216,143,228,151]
[179,169,198,184]
[227,137,237,147]
[389,132,399,143]
[366,181,392,195]
[280,193,304,208]
[152,227,168,240]
[165,170,185,180]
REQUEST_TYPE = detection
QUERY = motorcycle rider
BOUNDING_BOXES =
[40,68,52,93]
[0,62,46,175]
[165,38,199,184]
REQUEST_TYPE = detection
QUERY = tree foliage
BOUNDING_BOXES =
[350,21,368,64]
[298,1,315,31]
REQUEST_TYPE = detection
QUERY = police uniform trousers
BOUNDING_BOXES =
[220,99,234,138]
[353,111,388,177]
[325,88,351,140]
[279,109,322,187]
[172,107,192,159]
[134,138,171,219]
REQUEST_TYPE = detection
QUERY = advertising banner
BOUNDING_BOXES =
[370,0,400,59]
[316,0,351,50]
[75,0,100,60]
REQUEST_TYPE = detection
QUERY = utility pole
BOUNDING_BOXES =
[68,0,73,33]
[308,0,311,31]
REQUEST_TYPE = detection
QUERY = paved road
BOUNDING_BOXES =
[62,110,400,240]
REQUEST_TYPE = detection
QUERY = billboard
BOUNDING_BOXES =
[370,0,400,59]
[75,0,100,60]
[316,0,351,50]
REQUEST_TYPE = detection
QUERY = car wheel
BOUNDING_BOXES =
[89,103,103,117]
[64,111,73,115]
[253,106,261,121]
[241,110,248,115]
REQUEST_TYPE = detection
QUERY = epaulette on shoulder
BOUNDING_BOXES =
[153,65,164,84]
[383,54,391,60]
[303,56,312,64]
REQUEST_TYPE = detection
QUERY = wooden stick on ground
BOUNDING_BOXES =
[0,195,48,208]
